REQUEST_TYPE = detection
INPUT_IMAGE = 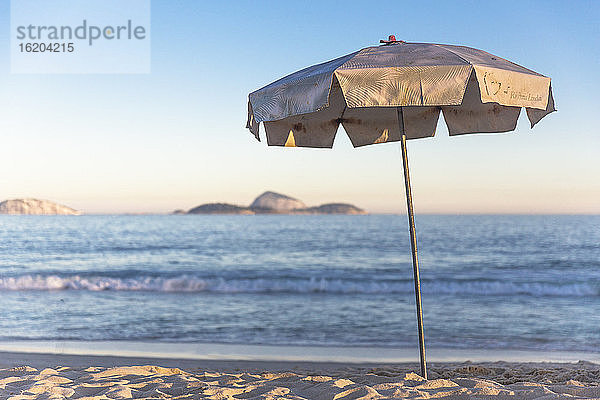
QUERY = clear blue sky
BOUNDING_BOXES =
[0,0,598,213]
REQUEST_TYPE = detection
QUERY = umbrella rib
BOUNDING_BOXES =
[431,44,472,66]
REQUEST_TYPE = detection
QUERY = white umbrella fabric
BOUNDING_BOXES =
[246,37,555,379]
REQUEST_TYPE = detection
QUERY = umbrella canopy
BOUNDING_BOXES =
[245,38,555,380]
[247,39,555,147]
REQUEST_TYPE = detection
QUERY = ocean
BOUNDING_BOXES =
[0,215,598,357]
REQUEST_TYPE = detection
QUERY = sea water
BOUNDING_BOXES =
[0,215,598,355]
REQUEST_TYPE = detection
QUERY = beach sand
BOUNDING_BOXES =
[1,352,599,399]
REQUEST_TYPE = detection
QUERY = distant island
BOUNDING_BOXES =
[180,191,366,215]
[0,199,81,215]
[0,193,364,215]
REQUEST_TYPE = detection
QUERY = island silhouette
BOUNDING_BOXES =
[179,191,366,215]
[0,193,366,215]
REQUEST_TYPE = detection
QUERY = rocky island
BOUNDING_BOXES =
[179,191,366,215]
[188,203,254,215]
[250,191,306,211]
[0,199,81,215]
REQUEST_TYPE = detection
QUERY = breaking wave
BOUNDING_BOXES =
[0,274,597,296]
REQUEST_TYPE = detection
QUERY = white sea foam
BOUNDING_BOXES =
[0,274,596,296]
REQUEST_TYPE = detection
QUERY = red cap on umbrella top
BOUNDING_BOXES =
[380,35,405,45]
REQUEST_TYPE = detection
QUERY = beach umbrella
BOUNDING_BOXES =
[245,37,555,379]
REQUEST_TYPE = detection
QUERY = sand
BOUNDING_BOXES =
[1,352,599,399]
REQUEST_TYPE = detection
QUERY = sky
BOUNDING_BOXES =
[0,0,598,214]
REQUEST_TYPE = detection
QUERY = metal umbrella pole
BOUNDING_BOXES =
[398,107,427,380]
